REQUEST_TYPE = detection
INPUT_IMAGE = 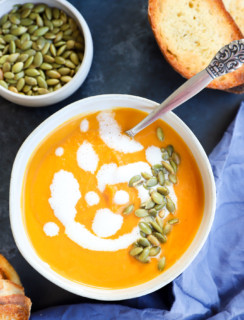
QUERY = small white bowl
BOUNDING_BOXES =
[10,94,216,300]
[0,0,93,107]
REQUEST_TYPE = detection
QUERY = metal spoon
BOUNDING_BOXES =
[126,39,244,138]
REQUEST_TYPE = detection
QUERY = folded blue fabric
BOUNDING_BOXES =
[32,104,244,320]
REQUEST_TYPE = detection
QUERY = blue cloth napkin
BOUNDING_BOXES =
[32,104,244,320]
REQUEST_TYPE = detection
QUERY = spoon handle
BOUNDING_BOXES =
[126,39,244,138]
[126,69,212,137]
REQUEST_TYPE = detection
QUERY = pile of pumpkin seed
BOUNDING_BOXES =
[0,3,84,95]
[124,127,181,271]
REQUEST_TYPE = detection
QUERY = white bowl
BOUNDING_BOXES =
[0,0,93,107]
[10,94,216,300]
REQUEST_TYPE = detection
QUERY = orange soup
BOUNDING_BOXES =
[22,107,204,289]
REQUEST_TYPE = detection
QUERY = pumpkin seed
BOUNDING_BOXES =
[123,204,134,215]
[33,52,43,67]
[162,161,175,174]
[8,85,18,93]
[9,40,16,54]
[3,62,11,72]
[147,234,160,246]
[9,14,20,25]
[23,56,34,69]
[53,8,60,19]
[70,52,79,65]
[149,246,161,256]
[163,223,172,235]
[25,76,37,86]
[11,26,27,36]
[138,238,151,247]
[154,232,167,243]
[150,221,163,234]
[145,198,155,210]
[137,247,150,263]
[55,56,65,65]
[169,173,177,184]
[157,171,165,186]
[0,80,8,89]
[158,257,166,271]
[36,14,44,27]
[148,208,157,217]
[146,177,158,187]
[139,222,152,235]
[7,53,20,63]
[141,172,152,180]
[168,218,179,225]
[128,175,141,187]
[4,72,14,79]
[34,4,46,13]
[25,68,40,77]
[130,247,143,256]
[157,186,169,196]
[46,78,59,86]
[65,59,76,68]
[158,209,165,218]
[156,127,164,141]
[172,152,181,165]
[37,87,49,94]
[21,8,31,19]
[40,62,52,70]
[37,76,47,88]
[28,25,38,34]
[45,7,52,20]
[156,216,164,229]
[135,209,148,218]
[166,145,174,157]
[166,198,175,213]
[66,39,75,49]
[16,78,25,91]
[12,62,23,73]
[33,26,49,37]
[164,180,172,187]
[0,14,8,27]
[169,160,177,173]
[151,191,164,205]
[21,18,33,26]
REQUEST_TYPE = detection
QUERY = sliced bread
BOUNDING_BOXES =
[148,0,244,90]
[223,0,244,34]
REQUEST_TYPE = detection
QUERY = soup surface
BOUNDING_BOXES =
[22,107,204,289]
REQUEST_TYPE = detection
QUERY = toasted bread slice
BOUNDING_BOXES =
[0,304,30,320]
[148,0,244,90]
[223,0,244,34]
[0,255,21,286]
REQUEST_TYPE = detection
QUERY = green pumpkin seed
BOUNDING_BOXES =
[149,246,161,257]
[150,221,163,234]
[6,79,17,85]
[168,218,179,225]
[40,62,52,70]
[139,222,152,235]
[166,145,174,157]
[36,14,44,27]
[28,25,38,34]
[14,71,24,80]
[151,191,164,205]
[162,161,175,174]
[46,70,61,79]
[0,80,8,89]
[158,171,165,186]
[163,223,172,235]
[56,44,66,56]
[157,186,169,196]
[66,39,75,49]
[128,175,141,187]
[62,50,72,58]
[147,234,160,246]
[45,7,52,20]
[156,216,164,229]
[172,152,181,165]
[158,257,166,271]
[140,231,146,238]
[70,52,79,65]
[164,180,172,187]
[152,164,163,171]
[53,8,60,19]
[58,67,70,76]
[44,19,53,30]
[169,173,177,184]
[2,45,9,55]
[3,21,11,29]
[4,72,14,79]
[21,8,31,19]
[33,52,43,67]
[64,28,72,36]
[138,238,150,247]
[23,56,34,69]
[12,62,24,73]
[156,127,164,141]
[154,232,167,243]
[141,172,152,180]
[43,55,54,63]
[65,60,76,69]
[9,40,16,54]
[22,3,34,10]
[25,68,40,77]
[55,56,65,65]
[33,26,49,37]
[54,41,66,47]
[11,26,27,36]
[37,87,49,94]
[3,62,11,72]
[16,78,25,91]
[166,198,175,213]
[37,76,47,88]
[25,76,37,86]
[75,42,84,50]
[4,34,17,42]
[54,31,63,43]
[129,247,143,257]
[23,49,36,56]
[44,32,56,40]
[169,160,177,173]
[137,247,150,263]
[46,78,59,86]
[21,18,33,26]
[148,208,157,217]
[123,204,134,215]
[145,198,155,210]
[60,23,70,31]
[154,203,164,211]
[146,177,158,187]
[50,43,57,56]
[0,55,9,64]
[8,85,18,93]
[135,209,148,218]
[21,40,32,50]
[9,14,20,25]
[0,14,8,27]
[34,4,46,13]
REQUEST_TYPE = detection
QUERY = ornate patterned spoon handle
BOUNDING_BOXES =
[126,39,244,138]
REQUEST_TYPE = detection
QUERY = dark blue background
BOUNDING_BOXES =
[0,0,243,312]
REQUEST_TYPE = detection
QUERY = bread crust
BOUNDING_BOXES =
[148,0,244,90]
[0,256,21,286]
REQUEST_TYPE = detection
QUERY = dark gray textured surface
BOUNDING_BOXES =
[0,0,243,312]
